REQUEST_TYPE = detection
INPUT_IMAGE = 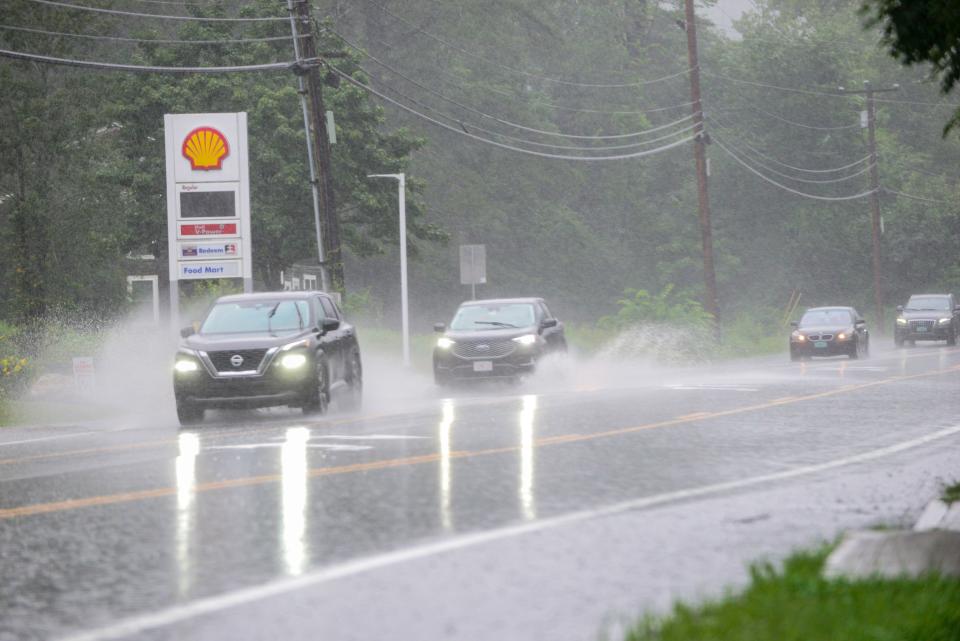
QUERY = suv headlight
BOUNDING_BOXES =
[436,337,455,349]
[512,334,538,346]
[174,358,199,373]
[896,317,907,326]
[791,331,805,342]
[938,318,951,325]
[279,353,308,369]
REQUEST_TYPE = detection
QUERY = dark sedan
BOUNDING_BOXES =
[894,294,959,347]
[173,291,362,425]
[432,298,566,384]
[789,306,869,360]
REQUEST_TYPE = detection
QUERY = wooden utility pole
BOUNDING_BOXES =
[291,0,344,291]
[683,0,720,328]
[839,80,898,329]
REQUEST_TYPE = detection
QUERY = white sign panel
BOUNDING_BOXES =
[165,112,251,293]
[459,244,487,285]
[72,357,96,394]
[178,240,241,260]
[179,261,242,279]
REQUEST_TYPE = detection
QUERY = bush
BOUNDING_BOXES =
[0,322,32,399]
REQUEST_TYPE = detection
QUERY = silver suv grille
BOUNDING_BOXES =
[452,339,515,359]
[909,320,935,332]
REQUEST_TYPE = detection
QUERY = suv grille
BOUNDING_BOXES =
[453,339,515,359]
[909,320,935,332]
[806,333,834,341]
[208,349,268,372]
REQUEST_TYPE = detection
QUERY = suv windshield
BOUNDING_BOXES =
[200,299,309,334]
[905,296,950,311]
[799,309,852,327]
[450,303,536,331]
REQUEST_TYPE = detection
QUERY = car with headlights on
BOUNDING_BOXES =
[789,306,869,360]
[173,291,362,425]
[432,298,566,384]
[894,293,959,347]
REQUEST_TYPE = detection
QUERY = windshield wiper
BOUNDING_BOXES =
[474,321,518,328]
[266,301,281,333]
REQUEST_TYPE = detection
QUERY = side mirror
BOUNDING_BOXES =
[896,305,904,312]
[180,326,195,338]
[321,318,340,332]
[954,305,960,312]
[433,322,446,333]
[540,318,558,330]
[789,321,798,329]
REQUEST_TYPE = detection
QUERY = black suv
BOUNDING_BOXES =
[432,297,566,384]
[173,291,362,425]
[894,293,960,346]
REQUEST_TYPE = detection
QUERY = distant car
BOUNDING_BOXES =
[789,306,869,360]
[432,297,566,384]
[172,291,362,425]
[894,293,959,347]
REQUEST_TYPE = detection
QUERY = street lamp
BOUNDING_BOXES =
[367,173,410,367]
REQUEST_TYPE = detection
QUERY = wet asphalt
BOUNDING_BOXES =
[1,342,959,641]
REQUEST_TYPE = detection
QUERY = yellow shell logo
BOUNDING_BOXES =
[182,126,229,170]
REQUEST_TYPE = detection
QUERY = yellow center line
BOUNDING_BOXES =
[1,363,958,520]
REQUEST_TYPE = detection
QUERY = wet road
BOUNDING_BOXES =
[1,344,959,641]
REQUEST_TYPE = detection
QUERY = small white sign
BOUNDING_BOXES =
[179,241,241,260]
[72,357,96,394]
[179,261,242,279]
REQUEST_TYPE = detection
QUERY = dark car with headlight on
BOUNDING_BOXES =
[173,291,362,425]
[432,298,566,384]
[789,306,869,360]
[894,293,959,347]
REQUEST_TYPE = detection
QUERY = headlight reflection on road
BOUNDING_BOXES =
[438,399,455,531]
[281,427,310,576]
[175,432,199,598]
[519,395,538,521]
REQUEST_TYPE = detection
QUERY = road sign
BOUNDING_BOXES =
[459,244,486,285]
[72,357,96,394]
[165,113,252,322]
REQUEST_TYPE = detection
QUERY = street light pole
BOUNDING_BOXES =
[367,173,410,367]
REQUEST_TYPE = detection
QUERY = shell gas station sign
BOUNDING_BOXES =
[164,113,252,304]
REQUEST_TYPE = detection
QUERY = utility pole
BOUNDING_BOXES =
[290,0,344,291]
[682,0,720,329]
[839,81,898,329]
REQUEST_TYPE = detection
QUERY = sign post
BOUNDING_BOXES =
[459,244,486,300]
[164,113,252,329]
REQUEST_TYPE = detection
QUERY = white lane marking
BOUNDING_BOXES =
[58,423,960,641]
[665,384,759,392]
[205,443,372,453]
[321,434,427,440]
[0,431,102,448]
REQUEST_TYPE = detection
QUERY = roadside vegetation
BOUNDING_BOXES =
[943,481,960,505]
[624,547,960,641]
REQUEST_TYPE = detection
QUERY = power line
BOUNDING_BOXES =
[330,65,699,161]
[0,47,293,72]
[0,23,304,44]
[328,26,695,117]
[367,0,693,89]
[882,188,951,204]
[712,135,877,201]
[333,32,696,141]
[25,0,289,22]
[704,130,876,184]
[347,62,699,151]
[706,114,872,174]
[744,105,861,131]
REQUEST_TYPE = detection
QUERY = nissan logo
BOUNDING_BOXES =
[230,354,244,367]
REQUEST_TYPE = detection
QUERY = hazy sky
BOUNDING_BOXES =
[704,0,753,35]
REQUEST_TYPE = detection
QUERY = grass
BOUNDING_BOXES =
[624,547,960,641]
[943,481,960,505]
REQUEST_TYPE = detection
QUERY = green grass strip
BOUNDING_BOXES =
[625,548,960,641]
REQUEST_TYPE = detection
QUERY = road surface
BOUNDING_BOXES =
[1,343,958,641]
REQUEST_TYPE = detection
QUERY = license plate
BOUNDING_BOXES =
[917,326,928,332]
[814,341,827,348]
[473,361,493,372]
